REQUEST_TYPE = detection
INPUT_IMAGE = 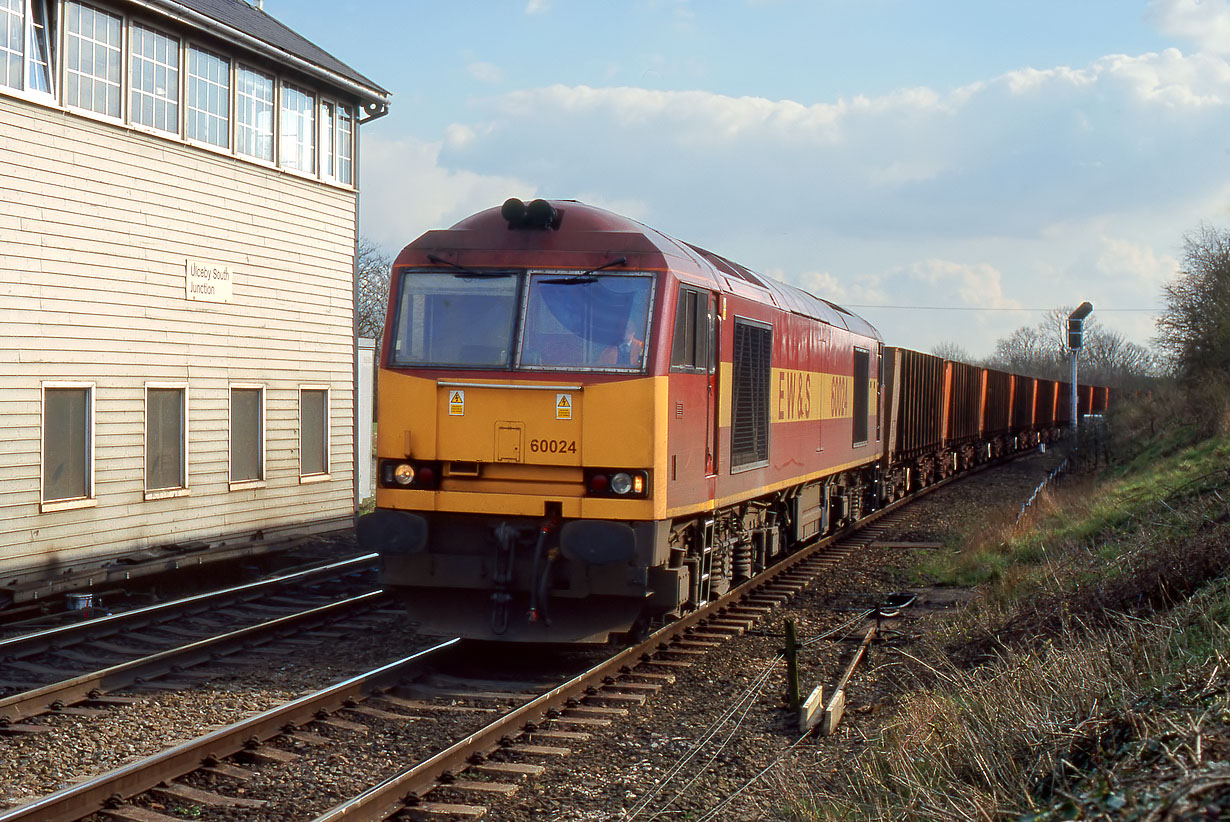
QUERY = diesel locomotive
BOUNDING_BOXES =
[358,199,1105,643]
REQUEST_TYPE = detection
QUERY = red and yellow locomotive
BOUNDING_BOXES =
[359,199,1104,643]
[360,199,886,642]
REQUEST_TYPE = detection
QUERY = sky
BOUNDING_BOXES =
[271,0,1230,358]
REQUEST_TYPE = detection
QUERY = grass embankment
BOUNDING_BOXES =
[799,424,1230,820]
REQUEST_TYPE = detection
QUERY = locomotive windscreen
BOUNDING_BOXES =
[518,273,654,371]
[390,271,518,367]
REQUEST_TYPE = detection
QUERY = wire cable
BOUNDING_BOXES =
[693,730,815,822]
[641,659,782,821]
[622,656,782,821]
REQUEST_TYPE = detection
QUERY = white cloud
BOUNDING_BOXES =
[904,260,1023,311]
[466,62,504,85]
[1096,237,1180,287]
[1149,0,1230,56]
[358,134,536,254]
[365,47,1228,354]
[524,0,549,14]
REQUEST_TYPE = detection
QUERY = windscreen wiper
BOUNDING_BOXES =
[540,256,628,285]
[427,254,513,279]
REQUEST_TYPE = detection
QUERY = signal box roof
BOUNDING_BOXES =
[149,0,388,104]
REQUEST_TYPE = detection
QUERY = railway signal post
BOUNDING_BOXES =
[1068,302,1094,436]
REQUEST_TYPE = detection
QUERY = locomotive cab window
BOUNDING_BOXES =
[390,271,519,368]
[519,272,653,371]
[670,286,711,372]
[853,347,870,446]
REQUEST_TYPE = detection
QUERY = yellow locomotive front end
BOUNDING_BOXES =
[360,214,680,642]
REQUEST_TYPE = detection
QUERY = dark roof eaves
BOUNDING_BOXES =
[141,0,390,103]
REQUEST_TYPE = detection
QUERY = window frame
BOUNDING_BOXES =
[234,62,273,163]
[228,383,265,489]
[515,270,656,374]
[335,102,354,184]
[143,382,189,499]
[40,381,96,511]
[278,79,315,175]
[62,0,124,121]
[298,385,330,481]
[0,0,57,100]
[185,41,231,150]
[127,19,179,136]
[669,284,712,373]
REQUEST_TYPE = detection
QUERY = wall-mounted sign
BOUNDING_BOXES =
[186,259,234,303]
[448,390,465,416]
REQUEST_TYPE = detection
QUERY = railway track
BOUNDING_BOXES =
[0,554,382,728]
[0,457,1018,821]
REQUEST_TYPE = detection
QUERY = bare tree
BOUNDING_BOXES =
[356,238,392,341]
[986,306,1159,388]
[1155,224,1230,384]
[929,340,973,362]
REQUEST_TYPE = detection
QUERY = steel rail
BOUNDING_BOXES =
[0,639,459,822]
[310,537,880,820]
[0,589,387,725]
[0,553,379,660]
[311,453,1020,821]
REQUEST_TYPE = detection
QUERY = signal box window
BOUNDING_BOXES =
[519,272,653,371]
[229,387,264,485]
[64,1,122,118]
[731,319,771,470]
[2,0,57,96]
[670,286,711,371]
[187,45,230,148]
[280,82,316,174]
[300,388,329,477]
[853,347,870,446]
[146,386,186,493]
[336,106,354,184]
[236,65,274,161]
[42,385,93,505]
[391,271,518,368]
[129,23,179,134]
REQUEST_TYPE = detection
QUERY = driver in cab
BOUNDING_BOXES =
[598,320,644,367]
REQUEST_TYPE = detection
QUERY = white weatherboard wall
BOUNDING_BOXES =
[0,95,357,583]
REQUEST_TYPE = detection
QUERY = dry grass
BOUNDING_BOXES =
[777,584,1229,821]
[771,406,1230,821]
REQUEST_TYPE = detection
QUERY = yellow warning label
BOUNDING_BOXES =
[448,389,465,416]
[556,393,572,420]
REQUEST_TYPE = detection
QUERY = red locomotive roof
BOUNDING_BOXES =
[397,200,881,341]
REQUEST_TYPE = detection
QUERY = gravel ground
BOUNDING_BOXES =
[0,608,432,810]
[0,451,1064,820]
[482,450,1067,821]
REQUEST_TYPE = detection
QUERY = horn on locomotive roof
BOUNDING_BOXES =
[502,198,562,230]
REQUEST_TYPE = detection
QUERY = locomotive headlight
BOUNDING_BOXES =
[610,472,634,495]
[392,463,416,486]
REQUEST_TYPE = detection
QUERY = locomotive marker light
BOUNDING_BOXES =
[1067,302,1093,436]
